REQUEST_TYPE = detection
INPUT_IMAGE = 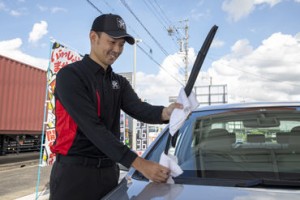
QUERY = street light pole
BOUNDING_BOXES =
[132,38,141,151]
[133,38,142,89]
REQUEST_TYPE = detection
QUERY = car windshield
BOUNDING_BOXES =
[140,106,300,187]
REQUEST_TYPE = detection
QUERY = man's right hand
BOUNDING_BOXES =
[132,157,170,183]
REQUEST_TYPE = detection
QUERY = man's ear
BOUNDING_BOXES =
[90,31,97,43]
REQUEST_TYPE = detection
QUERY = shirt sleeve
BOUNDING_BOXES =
[55,66,137,168]
[120,77,166,124]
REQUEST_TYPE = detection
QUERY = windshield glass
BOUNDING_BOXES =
[172,106,300,182]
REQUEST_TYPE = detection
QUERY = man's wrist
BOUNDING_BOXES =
[161,107,168,121]
[132,156,142,170]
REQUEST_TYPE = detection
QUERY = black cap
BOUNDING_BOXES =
[91,14,135,45]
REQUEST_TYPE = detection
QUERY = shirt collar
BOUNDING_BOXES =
[82,54,113,75]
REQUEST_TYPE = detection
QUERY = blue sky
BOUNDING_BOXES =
[1,0,300,105]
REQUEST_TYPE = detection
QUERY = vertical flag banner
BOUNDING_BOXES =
[43,41,82,165]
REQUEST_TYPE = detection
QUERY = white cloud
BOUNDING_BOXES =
[28,21,48,43]
[37,5,67,13]
[222,0,281,22]
[254,0,281,7]
[230,39,253,57]
[211,38,225,48]
[190,8,210,21]
[208,32,300,103]
[0,2,6,11]
[1,33,298,107]
[0,38,48,70]
[0,2,27,16]
[135,50,188,105]
[37,5,48,12]
[296,32,300,40]
[222,0,255,22]
[10,10,22,16]
[134,31,300,106]
[0,38,22,50]
[135,48,211,106]
[51,7,67,13]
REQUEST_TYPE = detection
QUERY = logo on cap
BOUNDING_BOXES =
[116,17,126,30]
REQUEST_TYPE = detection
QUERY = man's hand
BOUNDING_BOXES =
[132,157,170,183]
[161,102,183,121]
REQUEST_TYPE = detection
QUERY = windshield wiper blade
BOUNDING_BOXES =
[235,179,300,188]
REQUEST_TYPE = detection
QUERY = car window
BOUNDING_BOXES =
[174,107,300,182]
[143,129,169,163]
[131,124,191,181]
[143,121,191,163]
[134,106,300,186]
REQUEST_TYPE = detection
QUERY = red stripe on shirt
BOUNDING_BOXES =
[96,90,101,117]
[50,99,78,155]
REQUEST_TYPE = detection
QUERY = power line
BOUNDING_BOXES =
[143,0,188,80]
[103,0,116,12]
[86,0,153,55]
[137,44,184,86]
[120,0,186,77]
[100,0,154,53]
[142,0,180,50]
[87,0,154,53]
[86,0,153,53]
[153,0,173,27]
[120,0,168,56]
[86,0,184,85]
[86,0,103,14]
[151,0,184,38]
[142,0,168,30]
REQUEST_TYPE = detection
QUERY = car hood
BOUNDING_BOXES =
[103,177,300,200]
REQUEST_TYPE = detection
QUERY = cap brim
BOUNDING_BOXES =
[106,31,135,45]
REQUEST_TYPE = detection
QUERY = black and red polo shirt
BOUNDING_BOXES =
[51,55,165,168]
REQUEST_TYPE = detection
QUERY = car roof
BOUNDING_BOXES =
[195,101,300,112]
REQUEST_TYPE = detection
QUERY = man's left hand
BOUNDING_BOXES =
[161,102,183,121]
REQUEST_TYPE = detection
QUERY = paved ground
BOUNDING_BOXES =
[16,170,127,200]
[0,160,51,200]
[16,189,50,200]
[0,153,127,200]
[0,152,39,171]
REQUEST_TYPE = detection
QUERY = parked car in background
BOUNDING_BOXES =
[103,102,300,200]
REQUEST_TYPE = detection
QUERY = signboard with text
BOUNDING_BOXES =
[136,122,148,156]
[43,42,82,165]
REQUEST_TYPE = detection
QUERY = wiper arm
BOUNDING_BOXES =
[235,179,300,188]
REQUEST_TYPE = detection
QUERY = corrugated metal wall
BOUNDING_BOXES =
[0,55,47,134]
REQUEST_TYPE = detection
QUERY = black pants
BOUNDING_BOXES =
[49,157,120,200]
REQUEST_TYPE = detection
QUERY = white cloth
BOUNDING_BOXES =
[169,87,199,136]
[159,152,183,184]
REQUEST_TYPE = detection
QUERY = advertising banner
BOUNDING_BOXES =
[43,42,82,165]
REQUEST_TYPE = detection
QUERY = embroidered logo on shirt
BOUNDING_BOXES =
[112,80,120,89]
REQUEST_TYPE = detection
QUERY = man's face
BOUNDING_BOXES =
[91,32,125,68]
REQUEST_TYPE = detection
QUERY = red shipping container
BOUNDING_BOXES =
[0,55,46,135]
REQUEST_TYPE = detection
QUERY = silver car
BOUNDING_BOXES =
[103,102,300,200]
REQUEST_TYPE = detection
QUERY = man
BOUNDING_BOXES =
[49,14,182,200]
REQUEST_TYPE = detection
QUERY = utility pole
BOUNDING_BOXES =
[168,19,189,84]
[182,19,189,85]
